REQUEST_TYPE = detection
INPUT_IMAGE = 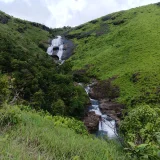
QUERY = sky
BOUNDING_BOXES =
[0,0,159,28]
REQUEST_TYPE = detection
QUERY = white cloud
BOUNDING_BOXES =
[0,0,15,3]
[0,0,159,27]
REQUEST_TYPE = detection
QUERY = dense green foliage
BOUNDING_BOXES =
[0,11,88,119]
[120,105,160,159]
[0,105,127,160]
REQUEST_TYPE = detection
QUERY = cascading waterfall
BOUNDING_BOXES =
[47,35,64,61]
[85,85,117,138]
[47,36,117,138]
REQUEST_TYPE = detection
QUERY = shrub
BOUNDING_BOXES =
[120,105,160,159]
[0,74,10,104]
[0,105,21,126]
[52,116,88,135]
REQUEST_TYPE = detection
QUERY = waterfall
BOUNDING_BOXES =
[47,35,64,60]
[85,85,117,138]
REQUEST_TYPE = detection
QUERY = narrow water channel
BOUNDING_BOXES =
[85,85,117,138]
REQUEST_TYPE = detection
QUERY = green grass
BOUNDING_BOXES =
[0,105,128,160]
[68,3,160,106]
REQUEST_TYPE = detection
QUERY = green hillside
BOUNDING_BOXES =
[67,3,160,106]
[0,10,87,119]
[1,2,160,160]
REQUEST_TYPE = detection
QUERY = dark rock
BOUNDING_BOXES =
[102,15,112,21]
[61,38,75,60]
[49,37,75,60]
[0,14,10,24]
[113,20,125,25]
[83,111,100,133]
[88,78,119,100]
[51,55,59,60]
[90,19,98,24]
[99,99,124,125]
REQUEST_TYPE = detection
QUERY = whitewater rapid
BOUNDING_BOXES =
[47,36,64,60]
[85,85,117,138]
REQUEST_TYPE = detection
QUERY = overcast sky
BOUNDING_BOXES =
[0,0,159,28]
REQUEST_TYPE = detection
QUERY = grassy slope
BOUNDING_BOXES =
[68,3,160,106]
[0,11,50,52]
[0,106,127,160]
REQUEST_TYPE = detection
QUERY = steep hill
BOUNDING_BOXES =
[1,3,160,159]
[67,3,160,107]
[0,10,87,119]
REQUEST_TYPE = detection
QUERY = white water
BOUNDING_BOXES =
[85,85,117,138]
[47,36,64,60]
[57,44,63,60]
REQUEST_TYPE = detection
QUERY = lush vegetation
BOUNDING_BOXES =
[1,2,160,159]
[0,10,88,119]
[65,3,160,159]
[0,105,127,160]
[67,3,160,107]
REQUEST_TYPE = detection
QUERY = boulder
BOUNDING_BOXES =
[83,111,100,133]
[99,99,124,125]
[88,78,119,100]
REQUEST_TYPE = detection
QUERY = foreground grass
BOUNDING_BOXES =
[0,106,127,160]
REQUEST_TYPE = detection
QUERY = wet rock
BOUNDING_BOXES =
[83,111,100,133]
[88,78,119,100]
[88,78,124,125]
[48,37,75,60]
[61,38,74,60]
[99,99,124,125]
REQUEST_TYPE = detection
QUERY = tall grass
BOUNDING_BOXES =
[0,106,128,160]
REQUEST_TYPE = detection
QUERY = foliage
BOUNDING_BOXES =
[0,11,88,119]
[0,74,10,104]
[0,105,21,126]
[52,116,88,135]
[120,105,160,159]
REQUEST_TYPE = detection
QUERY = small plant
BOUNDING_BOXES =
[126,142,160,160]
[0,105,21,126]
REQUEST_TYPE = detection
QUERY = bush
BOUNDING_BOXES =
[120,105,160,159]
[52,116,88,135]
[0,105,21,126]
[0,74,10,104]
